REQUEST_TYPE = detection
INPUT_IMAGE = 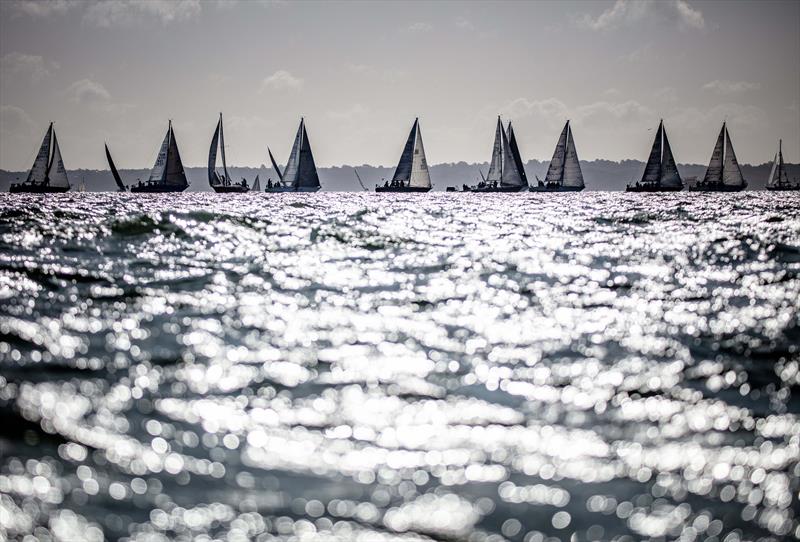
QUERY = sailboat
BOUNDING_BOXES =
[265,118,321,192]
[251,175,261,192]
[766,140,799,191]
[208,113,249,193]
[464,116,527,192]
[130,121,189,193]
[10,123,70,193]
[689,122,747,192]
[626,120,683,192]
[376,118,432,192]
[531,120,585,192]
[105,144,127,191]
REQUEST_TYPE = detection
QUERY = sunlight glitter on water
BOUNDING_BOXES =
[0,192,799,541]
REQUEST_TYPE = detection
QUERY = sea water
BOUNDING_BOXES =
[0,192,798,541]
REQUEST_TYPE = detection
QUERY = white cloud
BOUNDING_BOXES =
[345,63,405,83]
[669,103,767,133]
[499,97,652,127]
[3,0,75,17]
[0,105,37,135]
[455,16,474,30]
[579,0,705,31]
[0,52,58,81]
[702,80,761,95]
[653,86,678,102]
[406,22,433,33]
[326,104,370,122]
[66,79,112,105]
[83,0,201,27]
[260,70,304,92]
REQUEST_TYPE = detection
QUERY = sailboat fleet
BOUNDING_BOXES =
[8,117,798,193]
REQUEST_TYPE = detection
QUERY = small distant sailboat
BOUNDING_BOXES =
[265,118,321,192]
[766,140,799,191]
[105,144,127,191]
[79,177,86,192]
[251,175,261,192]
[689,122,747,192]
[531,120,584,192]
[208,113,249,193]
[464,116,527,192]
[130,121,189,193]
[626,120,683,192]
[10,123,71,193]
[376,118,432,192]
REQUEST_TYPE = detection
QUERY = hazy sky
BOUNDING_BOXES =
[1,0,798,171]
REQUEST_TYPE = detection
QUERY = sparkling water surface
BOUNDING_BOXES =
[0,192,798,541]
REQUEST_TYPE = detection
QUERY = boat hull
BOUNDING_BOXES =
[625,184,683,193]
[530,185,585,193]
[130,183,188,193]
[211,185,249,193]
[9,183,70,193]
[766,185,800,191]
[375,186,431,193]
[463,185,526,193]
[264,186,321,193]
[688,183,747,192]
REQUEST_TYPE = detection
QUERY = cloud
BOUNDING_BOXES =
[0,105,37,135]
[498,97,652,128]
[3,0,75,17]
[325,104,370,122]
[406,22,433,33]
[578,0,705,31]
[66,79,112,105]
[702,80,761,95]
[83,0,201,27]
[0,52,58,81]
[455,16,474,30]
[669,103,767,133]
[653,86,678,102]
[345,63,405,83]
[260,70,304,92]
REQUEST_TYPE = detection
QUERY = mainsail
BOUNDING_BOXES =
[562,124,584,188]
[767,140,789,188]
[148,126,170,183]
[722,125,744,187]
[660,128,683,188]
[25,123,53,185]
[281,119,320,190]
[485,116,525,187]
[105,144,126,191]
[208,113,232,187]
[252,175,261,192]
[46,129,70,189]
[500,126,524,187]
[506,122,529,187]
[703,124,726,184]
[544,122,569,184]
[391,118,431,189]
[641,121,664,184]
[148,121,188,188]
[640,120,682,188]
[486,117,504,183]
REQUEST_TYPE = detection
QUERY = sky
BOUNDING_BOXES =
[0,0,798,171]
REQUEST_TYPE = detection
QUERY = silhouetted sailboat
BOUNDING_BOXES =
[626,120,683,192]
[265,118,321,192]
[531,120,585,192]
[465,116,527,192]
[690,122,747,192]
[10,123,71,193]
[766,140,798,191]
[208,113,249,193]
[105,144,127,192]
[251,175,261,192]
[131,121,189,193]
[376,118,432,192]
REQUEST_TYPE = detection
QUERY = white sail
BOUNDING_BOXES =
[485,117,504,183]
[46,129,70,188]
[659,126,683,188]
[767,140,789,187]
[641,121,663,183]
[766,153,779,187]
[164,124,187,186]
[26,123,53,185]
[544,122,569,184]
[500,125,524,187]
[722,126,744,187]
[409,120,431,188]
[562,125,584,188]
[208,116,221,187]
[703,124,725,184]
[148,125,170,182]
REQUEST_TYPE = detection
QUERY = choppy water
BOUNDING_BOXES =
[0,192,798,542]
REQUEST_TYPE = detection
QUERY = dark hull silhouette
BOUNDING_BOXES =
[10,183,69,193]
[264,186,320,193]
[211,185,249,193]
[464,185,526,193]
[130,183,187,193]
[688,182,747,192]
[625,184,683,193]
[531,185,585,192]
[766,185,800,191]
[375,186,431,193]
